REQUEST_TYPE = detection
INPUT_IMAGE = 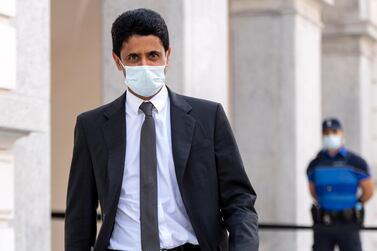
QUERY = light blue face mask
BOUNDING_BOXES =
[121,62,166,98]
[322,135,343,150]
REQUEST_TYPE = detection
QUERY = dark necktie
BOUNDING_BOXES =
[139,102,159,251]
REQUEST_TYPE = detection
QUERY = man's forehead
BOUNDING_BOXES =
[122,35,164,51]
[323,128,343,134]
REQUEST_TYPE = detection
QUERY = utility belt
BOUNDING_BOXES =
[311,204,364,226]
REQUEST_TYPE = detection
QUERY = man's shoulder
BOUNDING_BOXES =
[311,151,324,163]
[346,150,365,162]
[307,151,325,173]
[76,92,125,123]
[307,154,321,170]
[169,90,221,113]
[77,105,105,121]
[180,94,219,107]
[345,150,369,173]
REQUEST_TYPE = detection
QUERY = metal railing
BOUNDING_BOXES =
[52,211,377,231]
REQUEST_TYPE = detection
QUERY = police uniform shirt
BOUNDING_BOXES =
[307,147,370,211]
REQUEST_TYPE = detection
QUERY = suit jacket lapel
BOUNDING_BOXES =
[100,89,195,211]
[169,89,196,183]
[101,92,127,211]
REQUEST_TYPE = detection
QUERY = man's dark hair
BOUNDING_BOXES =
[111,8,170,57]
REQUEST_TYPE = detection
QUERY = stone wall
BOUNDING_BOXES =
[0,0,51,250]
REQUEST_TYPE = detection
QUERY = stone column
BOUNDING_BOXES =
[0,1,21,250]
[230,0,330,250]
[322,0,377,249]
[102,0,230,113]
[0,0,16,90]
[0,129,28,251]
[0,0,51,250]
[322,0,377,157]
[0,151,15,251]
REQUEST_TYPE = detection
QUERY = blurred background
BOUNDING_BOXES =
[1,0,377,250]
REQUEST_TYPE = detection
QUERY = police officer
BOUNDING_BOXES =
[307,118,374,251]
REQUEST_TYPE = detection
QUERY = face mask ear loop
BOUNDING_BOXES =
[164,55,168,67]
[163,55,169,78]
[116,55,126,68]
[117,57,127,77]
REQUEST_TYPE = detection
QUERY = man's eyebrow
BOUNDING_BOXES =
[126,52,140,56]
[149,49,163,53]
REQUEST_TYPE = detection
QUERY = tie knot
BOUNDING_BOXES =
[140,102,154,116]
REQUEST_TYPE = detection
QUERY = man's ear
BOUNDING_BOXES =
[337,129,344,137]
[112,52,124,71]
[165,48,172,67]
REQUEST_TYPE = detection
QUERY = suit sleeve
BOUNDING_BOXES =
[214,104,259,251]
[65,116,98,251]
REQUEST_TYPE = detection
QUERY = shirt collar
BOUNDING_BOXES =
[126,85,168,115]
[339,146,347,157]
[320,146,347,158]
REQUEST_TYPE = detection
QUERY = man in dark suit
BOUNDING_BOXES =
[65,8,258,251]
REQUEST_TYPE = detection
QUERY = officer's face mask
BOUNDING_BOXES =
[322,134,343,151]
[119,59,167,98]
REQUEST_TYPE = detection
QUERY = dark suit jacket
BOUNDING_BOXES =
[65,89,259,251]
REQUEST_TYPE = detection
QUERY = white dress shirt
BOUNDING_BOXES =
[108,86,198,251]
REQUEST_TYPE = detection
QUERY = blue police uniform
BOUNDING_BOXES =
[307,147,370,251]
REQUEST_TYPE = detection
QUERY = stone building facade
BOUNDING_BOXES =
[0,0,376,250]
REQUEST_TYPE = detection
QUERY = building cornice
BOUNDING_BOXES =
[231,0,333,28]
[323,21,377,42]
